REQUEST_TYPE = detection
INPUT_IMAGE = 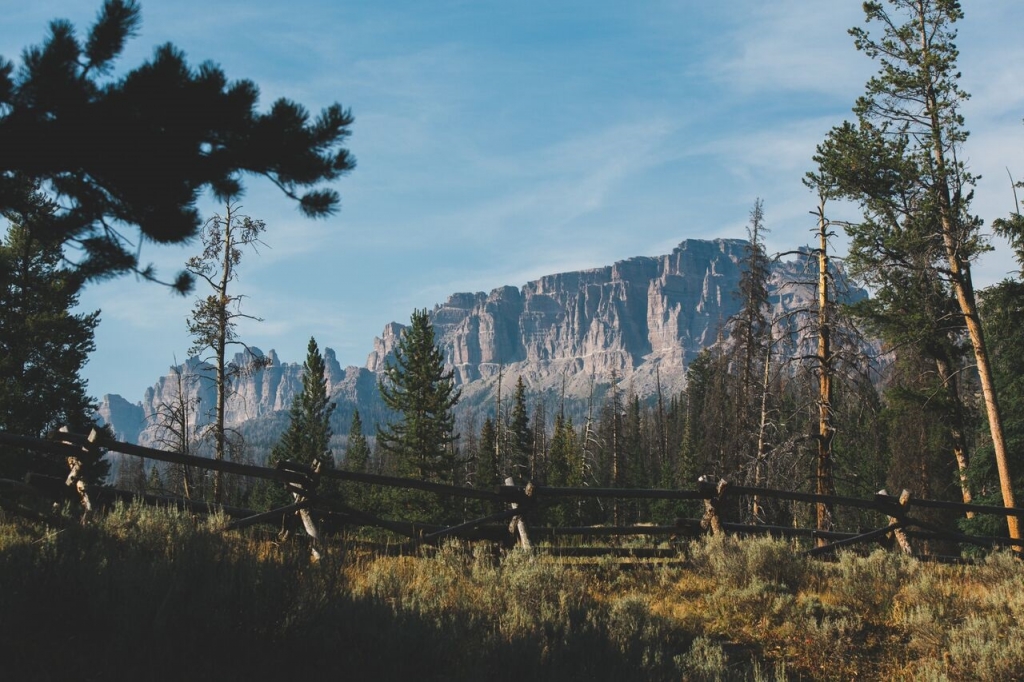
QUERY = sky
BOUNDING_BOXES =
[4,1,1024,401]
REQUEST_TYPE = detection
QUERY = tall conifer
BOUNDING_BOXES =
[271,337,336,468]
[377,309,460,522]
[813,0,1018,539]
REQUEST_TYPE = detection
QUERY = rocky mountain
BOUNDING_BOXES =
[96,350,382,452]
[96,238,864,459]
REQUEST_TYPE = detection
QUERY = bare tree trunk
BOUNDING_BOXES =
[170,365,195,499]
[582,372,598,482]
[580,373,598,522]
[294,460,323,561]
[494,364,503,478]
[699,476,727,537]
[611,375,621,526]
[212,204,235,505]
[815,198,836,545]
[655,366,667,472]
[752,339,772,522]
[59,427,100,524]
[944,253,1014,535]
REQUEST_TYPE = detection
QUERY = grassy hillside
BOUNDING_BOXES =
[1,503,1021,680]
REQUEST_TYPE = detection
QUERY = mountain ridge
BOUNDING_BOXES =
[96,238,864,459]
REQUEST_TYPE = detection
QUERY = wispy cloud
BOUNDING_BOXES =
[441,118,678,239]
[707,1,868,98]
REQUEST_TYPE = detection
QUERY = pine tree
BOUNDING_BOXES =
[377,309,460,522]
[114,454,147,494]
[530,400,548,483]
[880,353,959,505]
[256,337,336,511]
[145,463,164,495]
[733,198,771,410]
[622,392,646,521]
[729,199,780,516]
[547,412,583,525]
[813,0,1018,540]
[345,410,370,474]
[508,376,532,481]
[0,189,106,482]
[271,337,336,467]
[476,416,499,490]
[343,409,372,512]
[969,205,1024,533]
[0,0,355,291]
[470,415,500,518]
[846,255,973,506]
[680,348,731,481]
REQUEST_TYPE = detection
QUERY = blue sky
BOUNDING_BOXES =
[4,1,1024,400]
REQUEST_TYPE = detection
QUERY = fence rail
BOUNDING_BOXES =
[1,428,1020,561]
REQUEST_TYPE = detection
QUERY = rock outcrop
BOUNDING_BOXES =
[95,394,146,444]
[98,238,865,454]
[97,348,381,454]
[368,239,846,408]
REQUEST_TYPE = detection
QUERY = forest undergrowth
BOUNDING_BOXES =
[1,501,1022,681]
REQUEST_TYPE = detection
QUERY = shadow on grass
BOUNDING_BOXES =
[0,505,711,681]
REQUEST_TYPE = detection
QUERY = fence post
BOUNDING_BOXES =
[878,488,913,555]
[698,476,728,536]
[280,459,323,561]
[505,477,533,550]
[59,427,101,524]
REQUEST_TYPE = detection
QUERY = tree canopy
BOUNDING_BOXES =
[0,190,105,481]
[0,0,355,292]
[813,0,1019,540]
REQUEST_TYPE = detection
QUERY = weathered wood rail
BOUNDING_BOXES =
[2,428,1022,561]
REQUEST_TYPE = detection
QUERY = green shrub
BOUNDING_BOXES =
[691,535,808,592]
[916,614,1024,682]
[678,636,728,680]
[828,549,913,617]
[607,594,685,671]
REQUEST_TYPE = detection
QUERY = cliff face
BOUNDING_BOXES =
[95,394,146,444]
[98,238,863,452]
[368,238,807,406]
[97,348,380,453]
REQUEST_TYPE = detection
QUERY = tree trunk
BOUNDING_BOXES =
[944,255,1016,538]
[752,338,772,522]
[918,9,1018,540]
[494,365,503,478]
[611,377,621,527]
[815,198,836,545]
[294,460,323,561]
[933,355,974,515]
[212,205,235,504]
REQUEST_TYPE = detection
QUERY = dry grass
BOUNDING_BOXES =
[1,504,1022,680]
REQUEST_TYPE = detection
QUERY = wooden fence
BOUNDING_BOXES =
[1,428,1022,562]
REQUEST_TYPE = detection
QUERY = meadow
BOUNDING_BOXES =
[1,502,1022,681]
